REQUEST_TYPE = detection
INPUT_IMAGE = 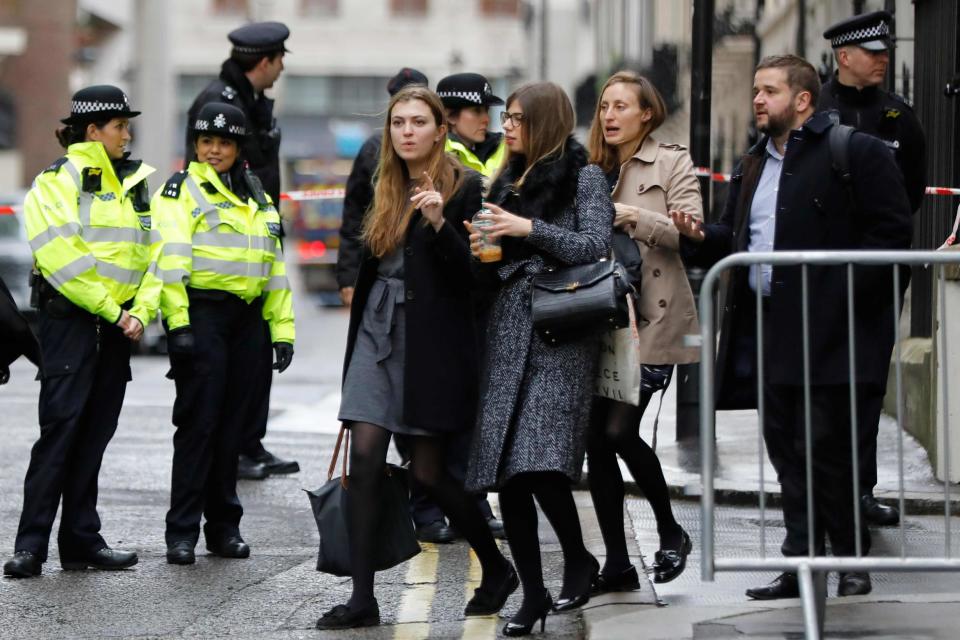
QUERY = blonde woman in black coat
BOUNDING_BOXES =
[317,86,515,631]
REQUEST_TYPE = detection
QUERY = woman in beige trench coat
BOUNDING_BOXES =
[586,71,702,591]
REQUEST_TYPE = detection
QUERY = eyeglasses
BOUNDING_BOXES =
[499,111,525,127]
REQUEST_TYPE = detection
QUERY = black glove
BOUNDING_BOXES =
[167,327,195,361]
[273,341,293,373]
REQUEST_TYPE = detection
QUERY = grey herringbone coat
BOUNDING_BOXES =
[466,141,614,492]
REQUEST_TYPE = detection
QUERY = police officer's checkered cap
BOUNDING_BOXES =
[437,90,483,105]
[72,100,128,114]
[830,19,890,47]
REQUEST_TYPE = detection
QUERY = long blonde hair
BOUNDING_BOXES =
[494,82,575,188]
[363,86,462,257]
[587,71,666,175]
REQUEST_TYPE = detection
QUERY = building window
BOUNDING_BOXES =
[479,0,518,16]
[301,0,338,16]
[284,75,393,117]
[390,0,427,16]
[211,0,247,16]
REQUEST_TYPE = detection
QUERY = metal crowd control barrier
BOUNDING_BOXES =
[697,250,960,640]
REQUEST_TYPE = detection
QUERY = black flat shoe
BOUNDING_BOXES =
[206,535,250,559]
[862,494,899,526]
[487,516,507,540]
[61,547,138,571]
[503,590,552,637]
[315,601,380,630]
[3,551,42,578]
[838,572,872,596]
[166,541,196,565]
[553,555,599,612]
[745,572,800,600]
[591,565,641,595]
[464,564,519,616]
[653,529,692,584]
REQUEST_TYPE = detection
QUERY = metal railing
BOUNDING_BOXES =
[697,250,960,640]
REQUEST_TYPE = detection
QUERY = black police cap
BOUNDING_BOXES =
[192,102,247,141]
[436,73,504,109]
[228,21,290,56]
[61,85,141,125]
[387,68,429,96]
[823,11,892,51]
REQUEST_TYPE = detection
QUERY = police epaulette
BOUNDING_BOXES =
[43,157,69,174]
[221,85,238,101]
[161,170,189,199]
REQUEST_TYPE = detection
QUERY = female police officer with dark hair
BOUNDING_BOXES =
[4,85,160,578]
[152,102,294,565]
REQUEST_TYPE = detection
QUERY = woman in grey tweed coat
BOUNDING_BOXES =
[466,82,614,636]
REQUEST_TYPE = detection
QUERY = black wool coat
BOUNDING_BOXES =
[341,169,484,434]
[682,111,913,409]
[335,131,382,289]
[0,276,39,379]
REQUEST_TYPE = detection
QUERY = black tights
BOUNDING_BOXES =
[587,394,681,575]
[499,472,594,617]
[346,422,509,608]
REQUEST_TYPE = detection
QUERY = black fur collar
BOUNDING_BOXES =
[488,136,587,221]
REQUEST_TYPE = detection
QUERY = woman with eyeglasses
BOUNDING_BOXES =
[466,82,614,636]
[586,71,701,590]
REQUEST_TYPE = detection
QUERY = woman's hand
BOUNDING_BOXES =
[410,173,445,231]
[670,210,705,243]
[463,220,484,259]
[613,203,639,230]
[474,202,532,238]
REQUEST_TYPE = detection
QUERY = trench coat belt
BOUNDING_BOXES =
[368,275,405,363]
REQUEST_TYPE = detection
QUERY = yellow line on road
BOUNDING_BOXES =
[393,542,439,639]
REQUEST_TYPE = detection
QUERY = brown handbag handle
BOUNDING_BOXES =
[326,425,350,487]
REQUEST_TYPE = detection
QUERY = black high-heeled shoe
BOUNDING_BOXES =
[590,564,641,595]
[653,529,692,584]
[503,590,553,637]
[464,564,519,616]
[553,555,600,612]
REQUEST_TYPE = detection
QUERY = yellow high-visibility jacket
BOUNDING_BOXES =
[445,136,506,178]
[23,141,161,326]
[152,161,294,344]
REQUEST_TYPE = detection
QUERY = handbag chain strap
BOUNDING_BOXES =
[327,425,350,487]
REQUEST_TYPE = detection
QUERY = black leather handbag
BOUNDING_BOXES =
[530,247,635,345]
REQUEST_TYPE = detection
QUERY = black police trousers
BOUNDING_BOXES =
[14,300,131,562]
[165,293,264,546]
[240,320,273,457]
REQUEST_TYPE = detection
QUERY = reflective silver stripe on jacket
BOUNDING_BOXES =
[185,176,224,229]
[263,275,291,291]
[95,261,144,286]
[162,268,190,284]
[162,242,193,257]
[29,222,83,252]
[85,226,151,245]
[192,256,273,279]
[192,231,277,253]
[46,254,97,288]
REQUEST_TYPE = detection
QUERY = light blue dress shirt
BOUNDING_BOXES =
[747,138,784,295]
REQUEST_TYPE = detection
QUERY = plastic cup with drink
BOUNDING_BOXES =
[471,208,502,263]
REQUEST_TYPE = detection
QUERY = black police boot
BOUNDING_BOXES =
[237,454,269,480]
[206,535,250,559]
[862,494,900,526]
[838,572,872,596]
[3,551,42,578]
[416,519,455,544]
[61,547,138,571]
[250,448,299,475]
[166,541,196,565]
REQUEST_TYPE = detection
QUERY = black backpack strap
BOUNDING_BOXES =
[828,119,855,209]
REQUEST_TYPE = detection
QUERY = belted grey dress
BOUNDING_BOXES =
[338,250,433,436]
